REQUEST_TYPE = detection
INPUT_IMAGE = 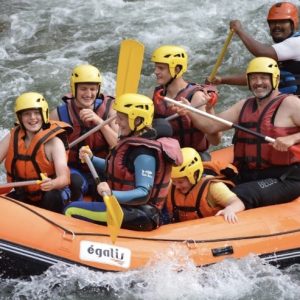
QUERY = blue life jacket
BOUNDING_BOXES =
[57,98,103,124]
[278,31,300,95]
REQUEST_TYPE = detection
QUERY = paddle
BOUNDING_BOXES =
[0,180,40,194]
[166,31,234,121]
[207,30,234,83]
[83,153,124,244]
[166,103,207,121]
[116,39,144,98]
[0,173,47,195]
[70,39,144,148]
[69,115,116,148]
[161,95,300,158]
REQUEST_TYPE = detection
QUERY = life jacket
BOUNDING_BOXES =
[106,136,182,210]
[57,94,114,170]
[152,83,209,152]
[168,171,235,222]
[5,121,72,202]
[278,32,300,95]
[233,94,300,170]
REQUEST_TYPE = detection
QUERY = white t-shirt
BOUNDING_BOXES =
[272,36,300,62]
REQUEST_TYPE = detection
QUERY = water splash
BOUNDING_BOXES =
[2,246,300,300]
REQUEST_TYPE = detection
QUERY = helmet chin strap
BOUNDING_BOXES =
[163,76,176,96]
[163,66,181,95]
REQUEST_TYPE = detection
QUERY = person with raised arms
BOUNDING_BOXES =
[211,2,300,96]
[64,93,183,231]
[167,147,245,223]
[151,45,221,161]
[181,57,300,209]
[50,64,118,202]
[0,92,72,212]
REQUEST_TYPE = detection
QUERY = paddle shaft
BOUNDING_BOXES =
[83,153,124,244]
[0,180,40,189]
[69,115,116,148]
[166,103,207,121]
[207,30,234,83]
[83,154,101,184]
[163,96,275,143]
[84,154,112,199]
[83,154,112,197]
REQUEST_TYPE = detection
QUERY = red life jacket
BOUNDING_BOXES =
[5,121,71,202]
[106,136,182,210]
[58,95,114,169]
[233,94,300,170]
[152,83,209,152]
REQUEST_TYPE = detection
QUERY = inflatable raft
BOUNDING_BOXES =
[1,147,300,278]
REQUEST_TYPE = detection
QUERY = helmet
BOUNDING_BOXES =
[246,57,280,89]
[113,93,154,131]
[171,147,203,185]
[14,92,49,124]
[151,45,188,78]
[267,2,299,29]
[70,64,102,97]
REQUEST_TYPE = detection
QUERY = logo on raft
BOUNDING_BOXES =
[80,240,131,269]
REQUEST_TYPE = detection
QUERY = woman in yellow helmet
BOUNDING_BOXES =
[0,92,72,212]
[167,147,245,223]
[64,93,183,231]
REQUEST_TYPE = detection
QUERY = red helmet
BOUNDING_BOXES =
[267,2,299,29]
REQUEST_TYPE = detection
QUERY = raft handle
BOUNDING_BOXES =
[211,246,233,257]
[63,230,75,241]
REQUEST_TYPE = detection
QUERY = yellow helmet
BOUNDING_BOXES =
[113,93,154,131]
[246,57,280,89]
[14,92,49,124]
[70,64,102,97]
[151,45,188,78]
[171,147,203,185]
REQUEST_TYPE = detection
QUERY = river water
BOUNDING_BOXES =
[1,0,300,299]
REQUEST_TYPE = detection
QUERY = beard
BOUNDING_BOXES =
[272,36,286,43]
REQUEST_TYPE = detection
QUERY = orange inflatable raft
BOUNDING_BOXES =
[1,146,300,278]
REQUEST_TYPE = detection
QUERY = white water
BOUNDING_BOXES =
[1,251,300,300]
[1,0,300,298]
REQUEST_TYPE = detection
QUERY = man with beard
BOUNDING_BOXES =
[182,57,300,209]
[210,2,300,96]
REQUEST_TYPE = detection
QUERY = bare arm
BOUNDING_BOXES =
[190,91,222,145]
[211,74,247,86]
[42,137,70,191]
[79,107,118,148]
[215,194,245,223]
[272,96,300,151]
[182,96,246,135]
[209,181,245,223]
[230,20,278,60]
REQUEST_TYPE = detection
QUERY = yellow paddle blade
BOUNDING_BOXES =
[116,39,144,98]
[103,194,124,244]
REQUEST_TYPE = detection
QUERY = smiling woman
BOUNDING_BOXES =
[0,92,72,212]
